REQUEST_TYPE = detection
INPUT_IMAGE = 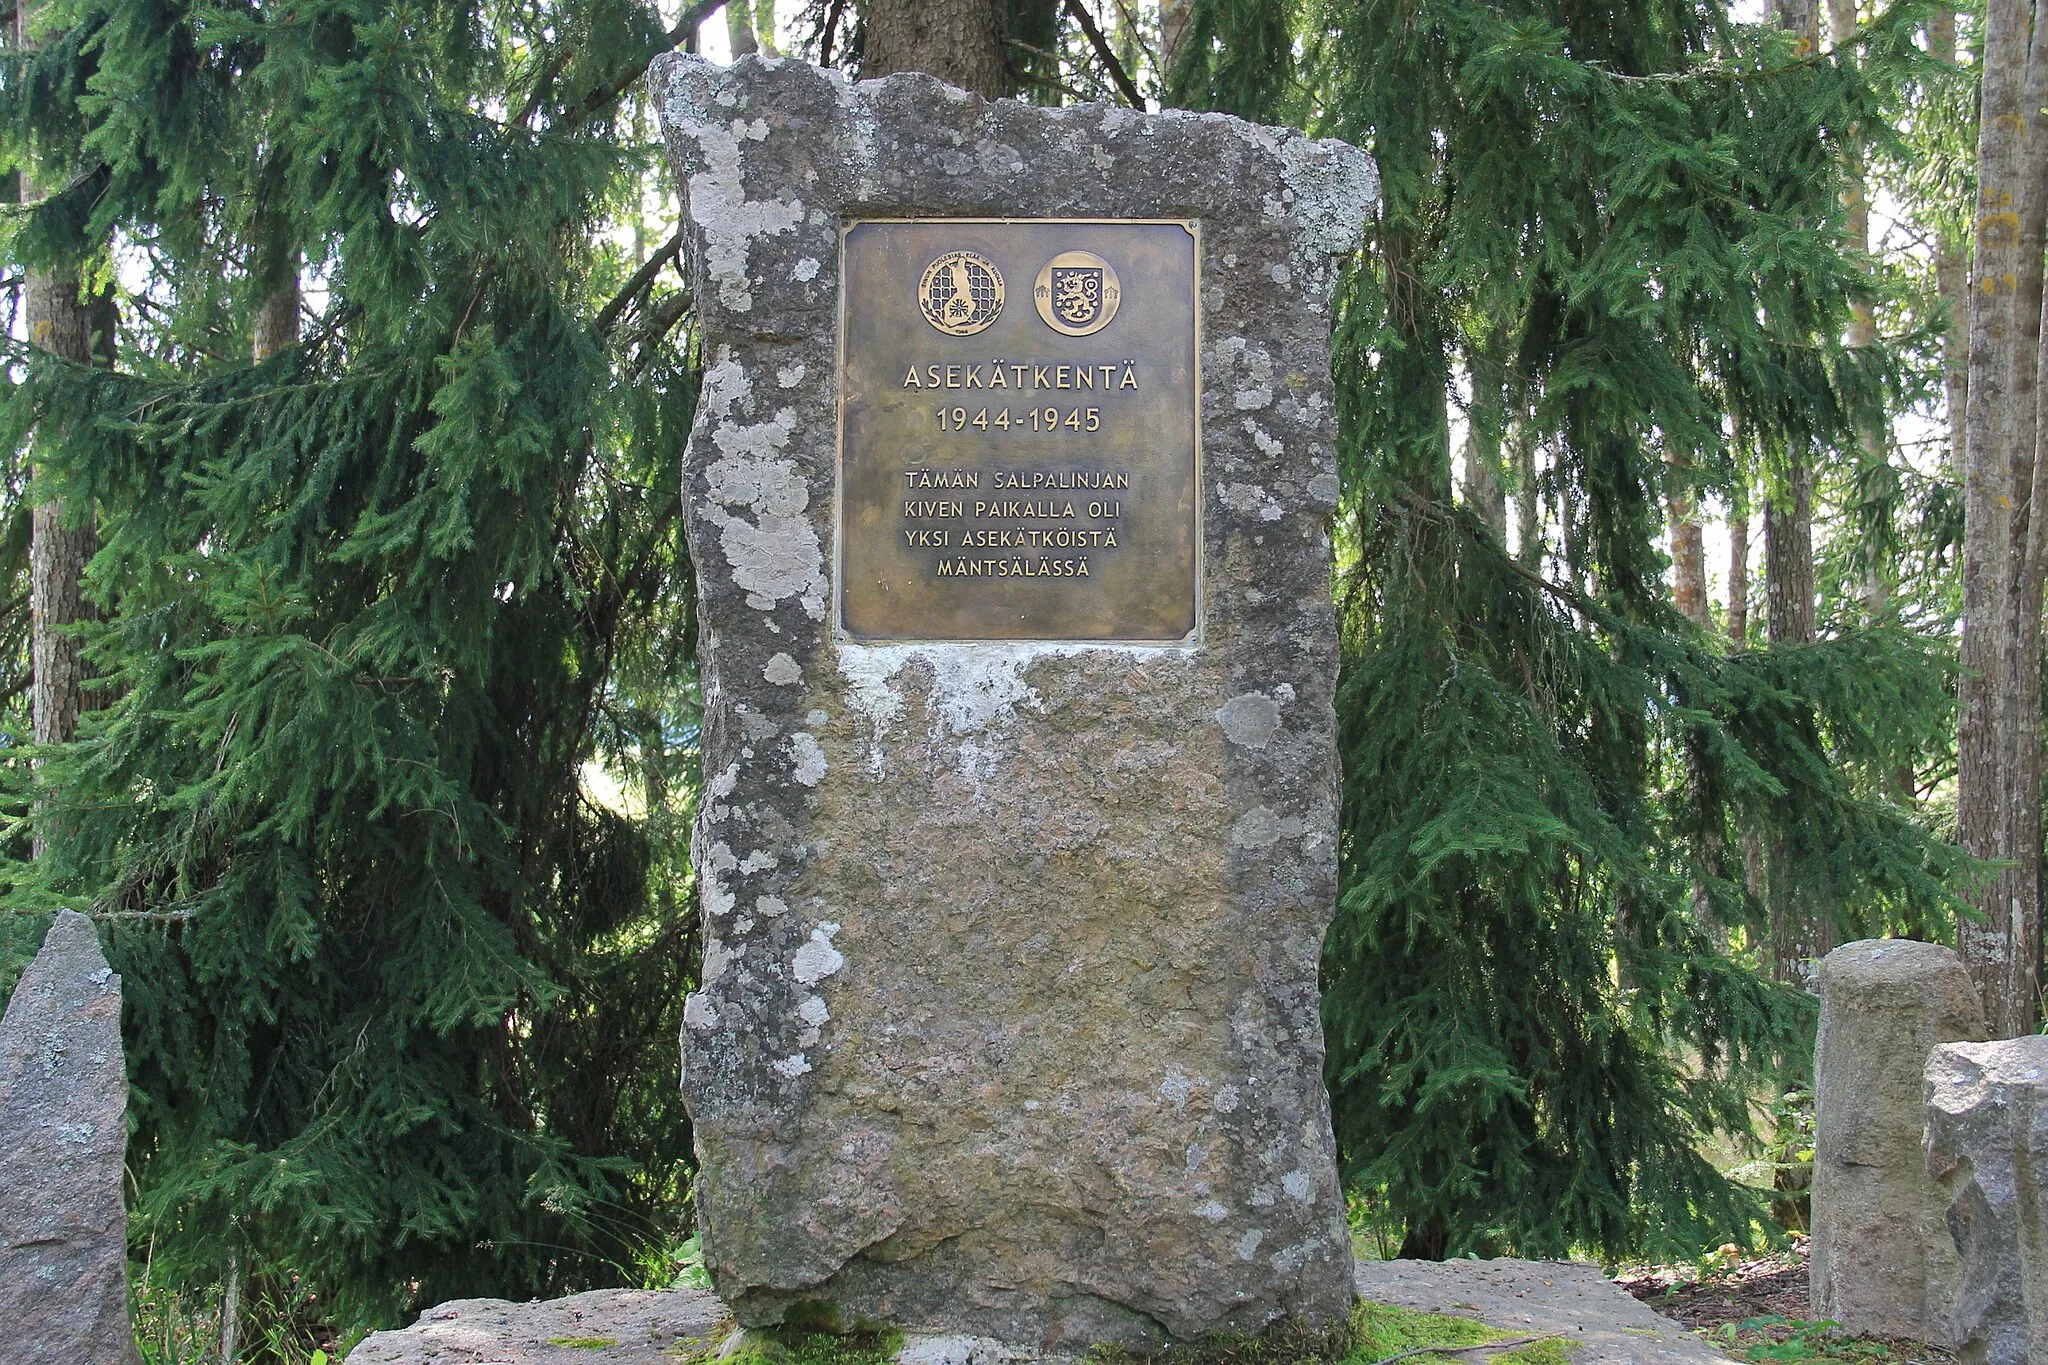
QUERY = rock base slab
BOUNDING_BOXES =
[1352,1259,1736,1364]
[345,1287,728,1364]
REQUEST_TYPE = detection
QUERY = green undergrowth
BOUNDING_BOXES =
[683,1325,905,1365]
[692,1299,1572,1365]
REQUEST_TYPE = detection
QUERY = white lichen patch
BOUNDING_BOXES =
[662,89,807,313]
[798,994,830,1027]
[787,731,827,786]
[1222,482,1283,521]
[685,992,721,1029]
[792,924,845,985]
[739,848,780,874]
[1237,1229,1266,1260]
[1282,1170,1316,1202]
[1232,805,1308,849]
[757,894,788,918]
[695,353,827,617]
[1307,471,1341,505]
[776,362,807,388]
[1193,1199,1229,1222]
[1217,692,1283,749]
[772,1053,812,1078]
[763,652,802,686]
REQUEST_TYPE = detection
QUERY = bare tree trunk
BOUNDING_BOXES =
[18,3,111,859]
[1765,461,1816,646]
[1957,0,2048,1037]
[1513,428,1540,567]
[1765,454,1822,980]
[1462,343,1508,538]
[726,0,758,58]
[1159,0,1193,80]
[1931,10,1971,480]
[1462,425,1506,537]
[861,0,1008,96]
[252,278,299,363]
[217,1252,242,1365]
[1728,483,1751,649]
[1667,454,1708,627]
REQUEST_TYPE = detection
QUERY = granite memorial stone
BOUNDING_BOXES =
[1811,938,1985,1342]
[0,910,142,1365]
[651,54,1375,1350]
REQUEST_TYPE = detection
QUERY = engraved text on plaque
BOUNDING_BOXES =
[837,219,1200,642]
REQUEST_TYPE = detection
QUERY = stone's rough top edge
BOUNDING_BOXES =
[1813,937,1985,1013]
[1815,936,1972,983]
[646,52,1375,256]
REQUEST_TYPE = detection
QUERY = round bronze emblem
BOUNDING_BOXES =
[918,251,1005,335]
[1034,251,1121,336]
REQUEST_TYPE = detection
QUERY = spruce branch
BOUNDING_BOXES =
[596,228,687,338]
[562,0,729,136]
[1063,0,1146,107]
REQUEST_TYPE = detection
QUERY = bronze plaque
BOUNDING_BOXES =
[837,219,1200,642]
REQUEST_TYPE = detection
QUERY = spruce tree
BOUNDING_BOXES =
[1174,0,1970,1257]
[3,0,713,1339]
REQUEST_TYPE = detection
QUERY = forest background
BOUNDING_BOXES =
[0,0,2037,1357]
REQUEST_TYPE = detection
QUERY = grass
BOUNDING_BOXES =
[689,1299,1573,1365]
[549,1338,624,1350]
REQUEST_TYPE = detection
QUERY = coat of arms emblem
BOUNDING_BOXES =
[1034,250,1121,336]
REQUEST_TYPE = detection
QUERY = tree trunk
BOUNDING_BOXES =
[1667,454,1708,627]
[726,0,758,58]
[252,279,299,363]
[1765,455,1821,981]
[1728,481,1750,649]
[1513,428,1540,567]
[861,0,1008,96]
[1957,0,2048,1037]
[18,4,111,830]
[1930,9,1970,479]
[1462,346,1508,538]
[1159,0,1194,79]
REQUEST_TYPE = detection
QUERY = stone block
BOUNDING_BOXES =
[649,54,1375,1349]
[1810,938,1985,1341]
[0,910,141,1365]
[1925,1035,2048,1364]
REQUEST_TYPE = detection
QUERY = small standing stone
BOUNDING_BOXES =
[1810,939,1985,1342]
[1924,1036,2048,1365]
[0,910,142,1365]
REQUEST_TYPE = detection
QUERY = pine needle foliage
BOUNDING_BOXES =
[1174,0,1970,1259]
[2,0,705,1332]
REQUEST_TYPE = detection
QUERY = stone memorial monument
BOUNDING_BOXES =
[1810,938,1984,1343]
[0,910,142,1365]
[650,54,1376,1350]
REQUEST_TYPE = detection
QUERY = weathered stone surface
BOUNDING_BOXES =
[650,54,1375,1350]
[345,1288,727,1363]
[0,910,142,1365]
[1925,1036,2048,1364]
[1810,938,1986,1342]
[1352,1259,1736,1363]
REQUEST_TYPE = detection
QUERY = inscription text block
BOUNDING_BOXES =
[837,219,1200,642]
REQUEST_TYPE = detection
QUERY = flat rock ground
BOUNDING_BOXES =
[1354,1258,1734,1363]
[346,1260,1755,1364]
